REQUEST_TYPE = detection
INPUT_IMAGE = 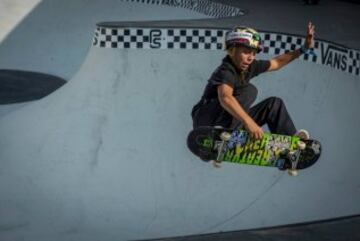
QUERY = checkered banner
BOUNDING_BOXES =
[93,27,360,77]
[93,27,224,50]
[262,33,360,76]
[120,0,246,18]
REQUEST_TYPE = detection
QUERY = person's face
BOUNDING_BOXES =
[232,46,257,71]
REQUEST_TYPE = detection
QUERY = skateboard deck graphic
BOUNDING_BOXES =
[187,126,321,174]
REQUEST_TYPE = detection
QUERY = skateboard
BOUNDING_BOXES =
[187,126,321,176]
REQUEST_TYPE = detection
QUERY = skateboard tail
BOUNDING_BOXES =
[187,126,230,162]
[186,128,213,161]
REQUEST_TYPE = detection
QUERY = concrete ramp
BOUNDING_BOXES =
[147,215,360,241]
[0,22,359,241]
[0,0,217,80]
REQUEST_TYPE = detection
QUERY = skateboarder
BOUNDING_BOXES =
[191,22,316,140]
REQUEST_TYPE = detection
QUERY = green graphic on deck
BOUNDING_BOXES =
[217,131,300,167]
[202,139,213,148]
[188,126,321,171]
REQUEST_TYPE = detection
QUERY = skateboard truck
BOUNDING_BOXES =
[287,141,306,176]
[213,131,231,168]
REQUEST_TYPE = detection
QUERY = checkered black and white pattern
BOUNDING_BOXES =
[163,0,246,17]
[121,0,246,18]
[166,29,224,49]
[262,33,319,63]
[93,26,360,77]
[349,50,360,76]
[93,28,153,49]
[93,27,226,50]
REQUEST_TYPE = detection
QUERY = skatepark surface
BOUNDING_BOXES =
[147,215,360,241]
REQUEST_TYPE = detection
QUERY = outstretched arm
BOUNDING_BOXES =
[268,22,315,71]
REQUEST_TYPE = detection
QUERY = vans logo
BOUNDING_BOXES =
[150,30,162,49]
[321,43,348,71]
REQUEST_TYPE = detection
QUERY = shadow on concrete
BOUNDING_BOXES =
[0,69,66,104]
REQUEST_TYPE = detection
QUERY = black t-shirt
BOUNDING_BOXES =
[201,55,270,100]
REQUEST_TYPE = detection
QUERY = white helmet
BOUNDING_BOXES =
[225,26,263,53]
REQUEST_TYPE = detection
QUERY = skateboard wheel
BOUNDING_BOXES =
[296,129,310,140]
[288,169,298,176]
[286,150,297,159]
[297,141,306,150]
[220,132,231,141]
[212,160,222,168]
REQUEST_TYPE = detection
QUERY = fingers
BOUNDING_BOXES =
[244,119,264,140]
[307,22,315,36]
[250,128,263,140]
[305,22,315,49]
[256,130,264,140]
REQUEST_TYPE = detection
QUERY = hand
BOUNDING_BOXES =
[244,118,264,140]
[304,22,315,49]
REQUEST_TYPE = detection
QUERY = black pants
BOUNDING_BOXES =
[191,84,297,136]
